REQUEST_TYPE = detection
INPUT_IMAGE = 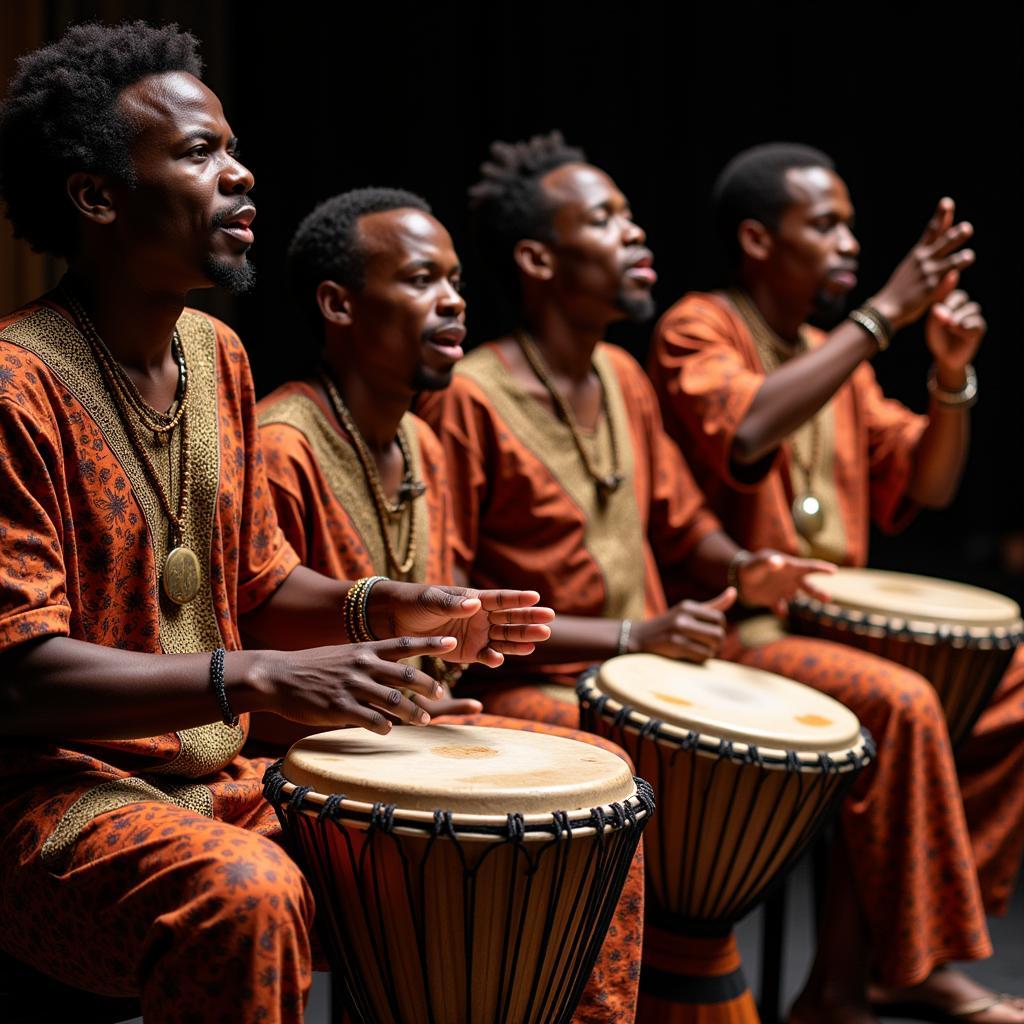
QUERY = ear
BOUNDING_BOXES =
[738,218,773,263]
[513,239,555,283]
[66,172,118,225]
[316,280,352,327]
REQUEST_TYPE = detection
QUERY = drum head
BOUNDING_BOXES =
[801,568,1021,628]
[283,724,635,814]
[594,654,862,753]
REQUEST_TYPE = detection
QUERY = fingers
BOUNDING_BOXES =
[488,621,552,645]
[673,615,726,643]
[925,220,973,260]
[370,635,458,662]
[918,197,954,246]
[703,587,737,613]
[489,605,556,625]
[421,585,481,617]
[357,679,433,725]
[355,649,447,698]
[671,635,717,663]
[475,589,544,612]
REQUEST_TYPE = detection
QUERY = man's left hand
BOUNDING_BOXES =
[926,288,987,381]
[737,550,835,615]
[368,582,555,667]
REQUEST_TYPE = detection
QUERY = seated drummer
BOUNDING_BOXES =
[255,186,645,1024]
[417,131,831,727]
[648,144,1024,1023]
[0,24,551,1024]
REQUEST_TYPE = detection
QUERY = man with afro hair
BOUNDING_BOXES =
[0,23,553,1023]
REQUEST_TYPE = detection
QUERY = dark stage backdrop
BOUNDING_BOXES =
[3,3,1022,596]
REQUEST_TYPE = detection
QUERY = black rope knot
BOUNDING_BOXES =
[369,802,397,833]
[431,809,456,838]
[589,805,607,834]
[505,812,525,841]
[289,785,313,812]
[784,750,801,773]
[319,794,346,821]
[638,718,662,741]
[716,738,735,761]
[680,730,699,751]
[261,760,287,804]
[551,809,571,838]
[817,751,837,774]
[612,704,633,728]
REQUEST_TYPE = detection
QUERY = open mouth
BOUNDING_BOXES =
[425,325,467,361]
[624,254,657,287]
[217,205,256,246]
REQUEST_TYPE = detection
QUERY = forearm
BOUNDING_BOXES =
[679,530,741,593]
[521,615,623,664]
[734,324,877,465]
[0,636,273,740]
[239,564,352,650]
[907,371,971,506]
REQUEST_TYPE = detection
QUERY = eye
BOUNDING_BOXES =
[409,273,432,287]
[187,144,210,160]
[811,215,838,233]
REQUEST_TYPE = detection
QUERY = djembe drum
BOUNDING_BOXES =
[263,724,654,1024]
[789,568,1023,745]
[578,654,873,1023]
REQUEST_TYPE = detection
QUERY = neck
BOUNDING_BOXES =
[65,262,186,375]
[520,300,604,382]
[322,351,407,454]
[739,277,808,345]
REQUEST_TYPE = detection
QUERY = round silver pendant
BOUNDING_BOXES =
[163,545,202,605]
[792,493,825,539]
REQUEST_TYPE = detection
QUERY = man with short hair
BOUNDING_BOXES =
[0,24,549,1023]
[649,143,1024,1023]
[256,186,645,1023]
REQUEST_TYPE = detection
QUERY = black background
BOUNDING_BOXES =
[17,2,1024,594]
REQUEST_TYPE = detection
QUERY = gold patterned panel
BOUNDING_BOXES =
[3,307,244,866]
[728,290,848,564]
[258,393,429,584]
[457,345,647,621]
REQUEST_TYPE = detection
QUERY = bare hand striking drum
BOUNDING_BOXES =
[789,568,1023,745]
[264,725,654,1024]
[578,654,873,1024]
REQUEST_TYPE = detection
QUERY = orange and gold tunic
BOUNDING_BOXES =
[0,298,298,867]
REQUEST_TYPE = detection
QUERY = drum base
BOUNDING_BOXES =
[638,926,759,1024]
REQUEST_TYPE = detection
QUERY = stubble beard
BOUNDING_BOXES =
[203,253,257,295]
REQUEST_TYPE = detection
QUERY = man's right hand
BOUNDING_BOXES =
[870,197,975,332]
[258,635,459,734]
[630,588,736,663]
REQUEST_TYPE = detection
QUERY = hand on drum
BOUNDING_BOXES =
[263,635,465,734]
[737,549,835,615]
[870,197,975,332]
[367,582,555,668]
[631,588,735,663]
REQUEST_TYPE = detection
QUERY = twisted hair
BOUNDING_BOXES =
[712,142,834,273]
[285,186,432,372]
[0,20,203,258]
[469,130,587,310]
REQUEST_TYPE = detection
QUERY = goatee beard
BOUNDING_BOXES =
[615,288,656,323]
[203,254,257,295]
[809,288,849,327]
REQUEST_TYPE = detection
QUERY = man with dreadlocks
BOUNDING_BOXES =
[0,24,552,1023]
[256,186,647,1022]
[417,131,855,1022]
[646,144,1024,1024]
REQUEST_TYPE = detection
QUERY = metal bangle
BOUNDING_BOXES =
[927,362,978,408]
[848,307,891,352]
[617,619,633,657]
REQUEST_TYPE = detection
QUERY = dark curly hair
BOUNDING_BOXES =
[469,131,587,312]
[0,21,203,258]
[285,186,432,371]
[713,142,835,273]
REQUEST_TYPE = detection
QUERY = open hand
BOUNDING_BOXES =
[737,550,835,614]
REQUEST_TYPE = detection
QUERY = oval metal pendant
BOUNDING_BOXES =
[792,493,825,539]
[163,545,202,605]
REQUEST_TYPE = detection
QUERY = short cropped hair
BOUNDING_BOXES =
[712,142,835,271]
[285,186,432,369]
[0,21,203,258]
[469,130,587,309]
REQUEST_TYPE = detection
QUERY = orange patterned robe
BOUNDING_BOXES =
[0,298,311,1023]
[650,290,1024,978]
[257,378,645,1024]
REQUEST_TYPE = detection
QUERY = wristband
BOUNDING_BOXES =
[209,647,238,727]
[617,619,633,657]
[927,363,978,408]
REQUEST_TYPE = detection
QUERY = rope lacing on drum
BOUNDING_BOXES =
[716,738,735,761]
[635,778,656,815]
[369,802,397,833]
[742,744,764,767]
[505,813,525,841]
[608,802,627,829]
[784,750,801,774]
[816,752,837,774]
[261,759,287,803]
[319,794,346,821]
[551,809,571,838]
[679,730,700,751]
[589,805,607,835]
[638,718,663,742]
[612,704,633,729]
[289,785,313,811]
[432,810,456,838]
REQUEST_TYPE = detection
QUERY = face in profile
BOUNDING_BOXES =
[110,71,257,294]
[536,162,657,324]
[769,166,861,322]
[346,208,467,393]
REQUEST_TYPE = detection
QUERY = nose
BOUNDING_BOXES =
[622,216,646,247]
[837,223,860,258]
[221,154,255,196]
[438,278,466,317]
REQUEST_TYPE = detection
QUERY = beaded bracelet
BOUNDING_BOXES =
[209,647,238,727]
[343,575,389,643]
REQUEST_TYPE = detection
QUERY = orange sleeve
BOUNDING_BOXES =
[853,361,928,534]
[0,396,72,650]
[220,329,300,614]
[610,347,723,567]
[412,417,455,586]
[415,377,491,578]
[259,423,312,566]
[652,295,778,490]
